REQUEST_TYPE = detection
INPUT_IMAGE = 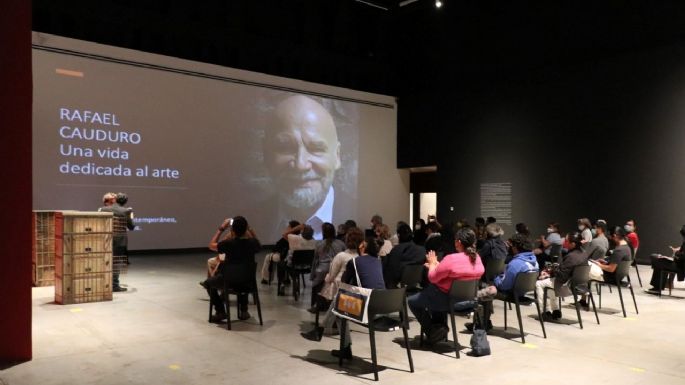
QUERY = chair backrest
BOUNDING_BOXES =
[448,279,479,302]
[368,287,407,317]
[612,260,632,282]
[512,271,539,296]
[224,262,257,289]
[399,264,424,288]
[549,244,563,259]
[570,264,591,287]
[292,249,315,266]
[483,258,505,282]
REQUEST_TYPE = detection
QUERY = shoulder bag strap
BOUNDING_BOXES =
[352,256,362,288]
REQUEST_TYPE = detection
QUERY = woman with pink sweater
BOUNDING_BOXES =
[408,227,484,346]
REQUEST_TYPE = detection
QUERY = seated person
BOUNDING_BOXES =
[479,223,507,268]
[424,221,445,257]
[577,218,593,250]
[277,223,316,295]
[375,224,393,257]
[533,222,563,266]
[259,221,297,284]
[204,218,233,279]
[331,236,386,359]
[645,225,685,294]
[495,233,540,294]
[202,216,261,322]
[301,227,363,341]
[536,232,589,321]
[588,227,632,284]
[309,223,345,310]
[586,220,609,260]
[383,223,427,288]
[407,228,484,346]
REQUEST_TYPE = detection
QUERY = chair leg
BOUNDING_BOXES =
[572,290,583,329]
[401,313,414,372]
[503,300,508,330]
[208,296,213,323]
[533,292,546,339]
[226,294,232,331]
[634,264,643,287]
[338,318,346,367]
[616,284,627,318]
[254,290,263,326]
[543,289,548,314]
[659,271,665,298]
[669,273,674,296]
[369,326,379,381]
[514,299,525,344]
[301,272,306,288]
[449,310,459,359]
[588,284,599,325]
[628,279,638,314]
[597,284,602,308]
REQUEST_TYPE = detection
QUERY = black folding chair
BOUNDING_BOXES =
[549,244,563,262]
[222,262,263,330]
[495,271,547,344]
[543,264,599,329]
[399,264,424,294]
[448,279,479,358]
[483,258,505,284]
[337,287,414,382]
[291,249,315,301]
[658,269,679,298]
[591,260,638,317]
[632,248,643,287]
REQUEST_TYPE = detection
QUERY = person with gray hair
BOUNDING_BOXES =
[478,223,507,267]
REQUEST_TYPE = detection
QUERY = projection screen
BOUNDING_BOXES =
[32,33,407,250]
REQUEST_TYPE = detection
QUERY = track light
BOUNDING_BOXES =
[435,0,443,8]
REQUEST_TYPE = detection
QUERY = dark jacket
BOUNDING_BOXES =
[383,241,426,288]
[99,204,134,254]
[424,233,444,255]
[343,255,385,289]
[479,237,507,265]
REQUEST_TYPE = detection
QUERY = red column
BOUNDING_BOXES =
[0,0,32,362]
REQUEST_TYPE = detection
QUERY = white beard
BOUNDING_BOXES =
[283,185,327,209]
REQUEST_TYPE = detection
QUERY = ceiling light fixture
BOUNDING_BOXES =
[435,0,443,8]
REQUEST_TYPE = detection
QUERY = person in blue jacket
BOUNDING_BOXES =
[495,233,539,294]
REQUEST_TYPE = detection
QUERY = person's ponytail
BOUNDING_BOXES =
[466,246,477,264]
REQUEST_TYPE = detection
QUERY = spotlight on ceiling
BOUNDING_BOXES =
[435,0,443,8]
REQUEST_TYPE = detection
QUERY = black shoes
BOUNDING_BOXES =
[465,320,493,332]
[113,286,128,292]
[331,346,353,359]
[644,287,661,295]
[199,280,209,290]
[542,310,562,321]
[238,308,251,320]
[210,312,227,323]
[260,279,269,285]
[426,325,449,345]
[578,299,590,311]
[301,327,324,342]
[277,286,286,296]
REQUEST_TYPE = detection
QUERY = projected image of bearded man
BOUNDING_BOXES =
[265,95,341,237]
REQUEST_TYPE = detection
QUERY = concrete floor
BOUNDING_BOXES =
[2,252,684,385]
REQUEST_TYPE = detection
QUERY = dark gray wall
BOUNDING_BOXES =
[428,44,685,261]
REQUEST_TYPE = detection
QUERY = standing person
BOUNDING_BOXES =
[407,228,484,346]
[202,216,261,322]
[99,192,134,292]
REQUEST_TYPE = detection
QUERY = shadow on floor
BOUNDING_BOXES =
[292,349,389,380]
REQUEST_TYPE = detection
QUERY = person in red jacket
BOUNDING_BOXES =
[625,219,640,252]
[407,227,484,346]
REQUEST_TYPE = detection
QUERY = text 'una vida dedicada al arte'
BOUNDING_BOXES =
[56,108,181,179]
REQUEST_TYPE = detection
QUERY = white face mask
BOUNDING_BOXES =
[578,225,585,231]
[415,225,421,230]
[547,228,554,233]
[625,225,634,232]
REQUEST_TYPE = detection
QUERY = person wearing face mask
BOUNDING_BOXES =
[624,219,640,252]
[413,219,428,246]
[587,220,609,260]
[533,222,563,266]
[577,218,593,250]
[588,227,632,282]
[645,225,685,295]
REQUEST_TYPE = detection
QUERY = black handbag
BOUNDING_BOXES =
[469,329,491,357]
